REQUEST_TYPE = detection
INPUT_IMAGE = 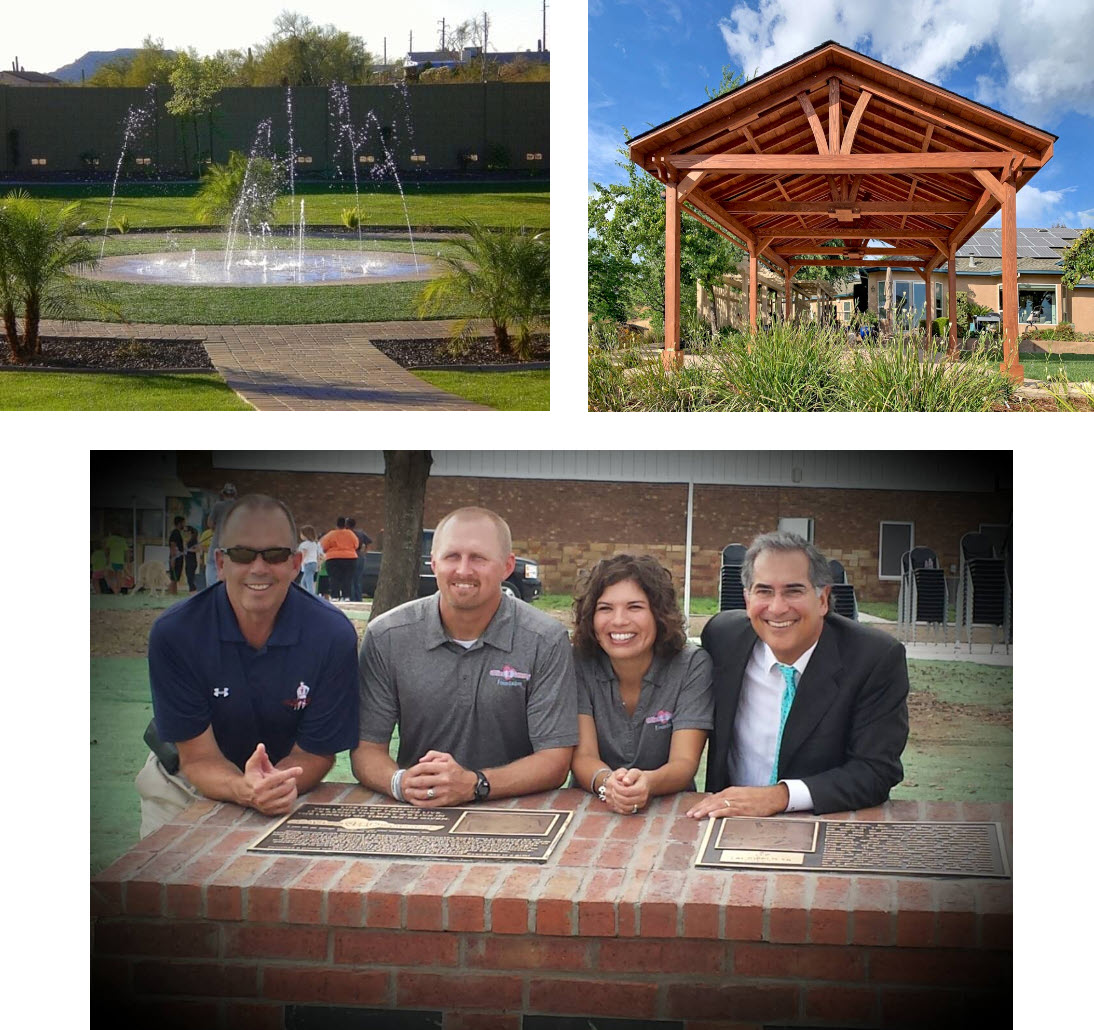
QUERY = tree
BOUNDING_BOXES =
[85,37,175,87]
[250,11,372,86]
[192,151,282,230]
[370,451,433,622]
[1061,228,1094,290]
[588,132,741,326]
[705,64,745,100]
[166,51,231,174]
[416,220,549,357]
[0,192,116,362]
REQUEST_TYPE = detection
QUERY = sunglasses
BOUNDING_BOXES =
[220,546,294,565]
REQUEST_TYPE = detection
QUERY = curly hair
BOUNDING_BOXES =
[572,554,687,659]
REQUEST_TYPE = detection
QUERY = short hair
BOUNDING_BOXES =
[336,516,346,529]
[346,517,357,529]
[572,554,687,659]
[173,515,184,526]
[741,532,833,593]
[431,507,512,559]
[218,494,298,549]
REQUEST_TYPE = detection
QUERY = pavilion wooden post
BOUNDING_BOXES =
[999,179,1023,382]
[919,270,934,349]
[748,245,758,330]
[663,183,682,371]
[784,269,793,322]
[947,244,959,356]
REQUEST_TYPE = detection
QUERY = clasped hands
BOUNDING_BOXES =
[243,742,304,816]
[402,750,475,807]
[598,767,651,815]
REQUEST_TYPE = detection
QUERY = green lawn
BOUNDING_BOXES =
[20,180,549,231]
[69,278,476,325]
[413,369,549,410]
[1023,352,1094,383]
[0,372,252,410]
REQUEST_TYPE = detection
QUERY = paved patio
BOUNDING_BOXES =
[35,318,500,410]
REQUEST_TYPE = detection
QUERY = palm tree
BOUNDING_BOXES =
[0,191,115,362]
[192,151,281,230]
[416,220,549,358]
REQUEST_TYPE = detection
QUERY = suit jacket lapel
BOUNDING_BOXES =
[778,621,843,774]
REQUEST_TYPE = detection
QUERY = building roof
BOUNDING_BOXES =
[957,226,1082,258]
[0,69,62,84]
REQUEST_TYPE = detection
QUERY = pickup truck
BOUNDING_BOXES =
[360,529,542,602]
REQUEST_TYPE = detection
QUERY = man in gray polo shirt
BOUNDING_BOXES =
[353,506,577,806]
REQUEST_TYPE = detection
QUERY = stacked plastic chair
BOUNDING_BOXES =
[827,559,859,621]
[955,532,1011,653]
[897,547,948,644]
[718,544,747,611]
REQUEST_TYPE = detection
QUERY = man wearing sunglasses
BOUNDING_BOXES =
[136,494,359,837]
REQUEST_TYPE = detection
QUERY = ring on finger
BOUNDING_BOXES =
[723,798,732,808]
[631,804,638,814]
[426,787,435,799]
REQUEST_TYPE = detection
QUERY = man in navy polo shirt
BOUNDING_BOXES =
[136,494,359,837]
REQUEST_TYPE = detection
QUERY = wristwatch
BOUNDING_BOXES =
[472,769,491,803]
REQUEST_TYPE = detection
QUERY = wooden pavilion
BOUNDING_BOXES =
[628,41,1057,380]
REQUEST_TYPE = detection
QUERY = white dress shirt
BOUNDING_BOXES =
[728,637,819,812]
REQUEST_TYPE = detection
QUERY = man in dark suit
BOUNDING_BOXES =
[687,532,908,819]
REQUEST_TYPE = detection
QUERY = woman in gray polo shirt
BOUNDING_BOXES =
[570,554,713,815]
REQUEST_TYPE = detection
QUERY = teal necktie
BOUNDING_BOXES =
[769,663,798,786]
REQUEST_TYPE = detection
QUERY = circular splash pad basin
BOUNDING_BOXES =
[90,249,436,286]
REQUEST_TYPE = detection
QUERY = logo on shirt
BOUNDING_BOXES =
[284,681,311,711]
[645,709,673,729]
[489,664,532,685]
[212,687,230,698]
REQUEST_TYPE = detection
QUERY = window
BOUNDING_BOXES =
[410,154,426,163]
[879,521,913,580]
[877,279,927,323]
[296,155,313,164]
[30,157,47,166]
[1000,284,1058,326]
[778,517,814,542]
[358,154,376,164]
[135,157,151,166]
[934,282,944,319]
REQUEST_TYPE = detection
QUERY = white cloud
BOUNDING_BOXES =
[982,184,1075,227]
[1077,209,1094,228]
[717,0,1094,122]
[589,122,629,183]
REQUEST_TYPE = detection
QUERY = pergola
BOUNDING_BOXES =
[628,41,1057,381]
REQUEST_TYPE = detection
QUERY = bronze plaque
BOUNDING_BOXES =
[696,818,1010,877]
[249,803,573,862]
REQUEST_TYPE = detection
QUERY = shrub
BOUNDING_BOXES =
[340,207,361,230]
[840,336,1012,412]
[114,214,131,234]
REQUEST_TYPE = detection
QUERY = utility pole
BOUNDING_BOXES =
[409,31,413,55]
[544,0,548,52]
[439,17,446,51]
[481,10,489,82]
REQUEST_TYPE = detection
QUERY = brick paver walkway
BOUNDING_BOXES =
[37,318,498,410]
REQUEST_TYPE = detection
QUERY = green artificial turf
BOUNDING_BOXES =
[412,369,550,410]
[20,181,549,231]
[0,372,252,410]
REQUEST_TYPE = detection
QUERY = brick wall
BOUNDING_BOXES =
[92,785,1012,1029]
[177,455,1010,601]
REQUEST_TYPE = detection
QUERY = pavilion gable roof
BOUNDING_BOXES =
[629,41,1056,277]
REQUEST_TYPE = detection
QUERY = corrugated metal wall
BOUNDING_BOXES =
[0,83,548,175]
[210,451,1008,494]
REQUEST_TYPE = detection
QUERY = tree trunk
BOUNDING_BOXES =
[370,451,433,622]
[493,321,512,355]
[24,295,40,356]
[2,304,22,362]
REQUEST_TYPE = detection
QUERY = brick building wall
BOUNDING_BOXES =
[178,455,1009,603]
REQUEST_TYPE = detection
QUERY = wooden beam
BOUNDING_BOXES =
[840,89,872,154]
[669,151,1014,173]
[971,168,1007,205]
[828,78,841,153]
[764,228,942,240]
[749,245,759,330]
[779,257,930,268]
[676,170,706,202]
[947,242,959,356]
[946,187,997,250]
[720,200,968,214]
[664,183,681,369]
[999,179,1023,381]
[798,90,829,154]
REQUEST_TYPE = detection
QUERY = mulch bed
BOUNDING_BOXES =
[370,335,549,368]
[2,337,213,371]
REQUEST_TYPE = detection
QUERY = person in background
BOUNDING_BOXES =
[204,483,238,587]
[347,517,373,602]
[184,526,200,592]
[297,525,322,595]
[570,554,712,815]
[320,517,359,602]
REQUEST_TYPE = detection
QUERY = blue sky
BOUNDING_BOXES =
[589,0,1094,228]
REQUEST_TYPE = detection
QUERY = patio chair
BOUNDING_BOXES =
[956,532,1011,653]
[897,547,948,644]
[718,543,747,611]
